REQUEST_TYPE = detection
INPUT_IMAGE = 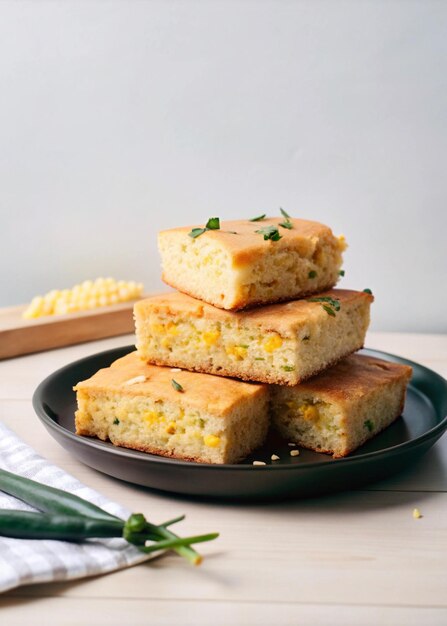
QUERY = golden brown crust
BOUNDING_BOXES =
[74,351,266,415]
[158,217,342,267]
[134,288,373,336]
[290,354,412,404]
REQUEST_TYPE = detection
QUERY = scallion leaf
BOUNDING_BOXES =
[255,225,282,241]
[188,228,207,239]
[322,305,336,317]
[171,379,184,392]
[206,217,220,230]
[279,219,293,230]
[188,217,221,239]
[249,214,266,222]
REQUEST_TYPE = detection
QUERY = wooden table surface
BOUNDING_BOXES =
[0,331,446,625]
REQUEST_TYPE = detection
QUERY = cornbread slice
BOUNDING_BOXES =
[158,217,346,310]
[270,354,413,458]
[74,352,269,464]
[134,289,373,386]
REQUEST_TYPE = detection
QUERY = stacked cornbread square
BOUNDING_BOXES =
[75,213,411,462]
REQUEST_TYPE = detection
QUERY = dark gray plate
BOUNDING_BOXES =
[33,346,447,500]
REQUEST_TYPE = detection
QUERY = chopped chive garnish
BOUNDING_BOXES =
[113,418,120,425]
[249,214,266,222]
[189,227,207,239]
[281,365,295,372]
[254,357,265,361]
[188,217,221,238]
[171,379,184,393]
[308,296,340,317]
[206,217,220,230]
[255,225,282,241]
[339,270,345,277]
[363,288,373,295]
[364,419,374,432]
[279,207,291,218]
[308,296,341,311]
[279,219,293,230]
[308,270,317,279]
[322,304,336,317]
[238,345,249,349]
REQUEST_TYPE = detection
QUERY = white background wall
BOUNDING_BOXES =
[1,0,446,332]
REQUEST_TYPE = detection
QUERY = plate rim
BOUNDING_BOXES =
[32,345,447,473]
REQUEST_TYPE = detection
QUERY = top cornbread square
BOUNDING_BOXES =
[158,217,346,310]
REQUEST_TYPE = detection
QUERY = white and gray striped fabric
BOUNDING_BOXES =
[0,422,150,593]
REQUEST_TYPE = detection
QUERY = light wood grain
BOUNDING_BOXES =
[0,331,446,624]
[1,598,446,626]
[0,303,139,360]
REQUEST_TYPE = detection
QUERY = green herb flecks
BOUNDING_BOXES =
[113,418,120,425]
[189,228,207,239]
[363,288,373,295]
[322,305,336,317]
[308,270,317,279]
[279,207,291,218]
[279,219,293,230]
[255,225,282,241]
[249,214,266,222]
[171,379,184,393]
[281,365,295,372]
[188,217,220,239]
[364,419,374,432]
[206,217,220,230]
[308,296,341,317]
[339,270,345,277]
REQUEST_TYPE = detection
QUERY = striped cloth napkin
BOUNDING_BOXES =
[0,422,150,593]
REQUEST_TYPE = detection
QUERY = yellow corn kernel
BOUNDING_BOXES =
[145,410,162,425]
[338,234,348,251]
[202,330,221,346]
[166,321,179,336]
[150,323,166,335]
[263,334,283,353]
[204,434,221,448]
[166,422,176,435]
[225,345,247,359]
[234,346,247,359]
[22,296,44,319]
[299,404,319,421]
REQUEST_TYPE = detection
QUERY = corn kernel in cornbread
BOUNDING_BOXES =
[134,289,373,385]
[158,217,346,310]
[74,352,269,464]
[270,354,412,458]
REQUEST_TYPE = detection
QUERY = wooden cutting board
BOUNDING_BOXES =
[0,299,145,360]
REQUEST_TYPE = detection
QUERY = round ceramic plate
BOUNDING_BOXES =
[33,346,447,500]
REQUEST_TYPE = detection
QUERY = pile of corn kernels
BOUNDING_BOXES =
[22,278,144,319]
